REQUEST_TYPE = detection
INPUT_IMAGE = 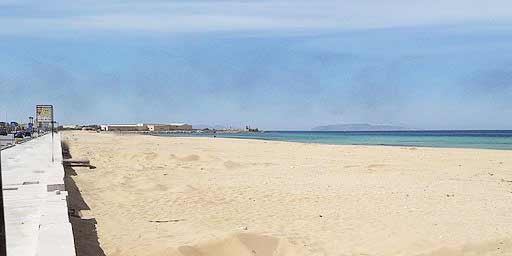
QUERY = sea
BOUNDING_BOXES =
[157,130,512,150]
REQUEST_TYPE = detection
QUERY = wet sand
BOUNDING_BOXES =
[62,131,512,256]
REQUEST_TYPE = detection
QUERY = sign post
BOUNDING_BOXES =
[36,105,54,163]
[51,121,54,163]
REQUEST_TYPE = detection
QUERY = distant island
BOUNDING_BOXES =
[311,123,414,131]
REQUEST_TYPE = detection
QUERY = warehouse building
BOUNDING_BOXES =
[147,123,192,131]
[101,123,192,132]
[101,123,148,131]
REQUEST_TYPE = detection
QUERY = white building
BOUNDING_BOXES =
[101,123,147,131]
[101,123,192,132]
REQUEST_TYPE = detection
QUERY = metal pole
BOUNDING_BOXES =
[51,121,54,163]
[0,147,7,256]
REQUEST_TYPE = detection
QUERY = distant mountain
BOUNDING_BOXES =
[311,123,413,131]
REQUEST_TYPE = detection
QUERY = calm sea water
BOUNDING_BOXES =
[159,130,512,150]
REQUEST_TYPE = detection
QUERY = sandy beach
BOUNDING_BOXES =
[62,131,512,256]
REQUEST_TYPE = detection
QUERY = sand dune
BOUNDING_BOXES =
[62,131,512,256]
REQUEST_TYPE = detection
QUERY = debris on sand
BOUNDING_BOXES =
[149,219,186,223]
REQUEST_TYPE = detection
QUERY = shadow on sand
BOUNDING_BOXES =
[62,141,106,256]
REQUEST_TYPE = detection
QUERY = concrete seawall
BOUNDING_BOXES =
[2,133,76,255]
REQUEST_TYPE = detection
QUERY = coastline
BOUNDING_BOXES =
[148,130,512,151]
[151,133,512,152]
[63,131,512,256]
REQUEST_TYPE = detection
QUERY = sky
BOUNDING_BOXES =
[1,0,512,130]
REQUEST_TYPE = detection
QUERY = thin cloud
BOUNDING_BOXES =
[1,0,512,36]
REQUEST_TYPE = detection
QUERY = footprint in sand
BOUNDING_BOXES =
[367,164,386,171]
[367,164,386,169]
[224,160,242,169]
[175,233,306,256]
[170,154,200,162]
[144,152,158,161]
[181,154,200,162]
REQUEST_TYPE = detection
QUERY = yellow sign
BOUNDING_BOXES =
[36,105,53,123]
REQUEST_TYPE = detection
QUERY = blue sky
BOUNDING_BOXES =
[1,1,512,130]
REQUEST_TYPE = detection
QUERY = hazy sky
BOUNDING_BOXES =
[1,0,512,130]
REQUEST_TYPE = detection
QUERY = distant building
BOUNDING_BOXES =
[101,123,192,132]
[61,125,81,130]
[244,125,259,132]
[147,123,192,132]
[101,123,147,131]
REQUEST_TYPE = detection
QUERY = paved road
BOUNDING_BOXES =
[0,134,14,147]
[1,133,45,149]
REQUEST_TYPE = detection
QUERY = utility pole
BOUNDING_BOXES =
[0,147,6,256]
[0,105,6,256]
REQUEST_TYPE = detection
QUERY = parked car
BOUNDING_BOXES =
[0,128,7,136]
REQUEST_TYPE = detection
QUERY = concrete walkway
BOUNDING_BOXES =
[2,133,76,256]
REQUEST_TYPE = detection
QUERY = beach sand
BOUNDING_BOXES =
[62,131,512,256]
